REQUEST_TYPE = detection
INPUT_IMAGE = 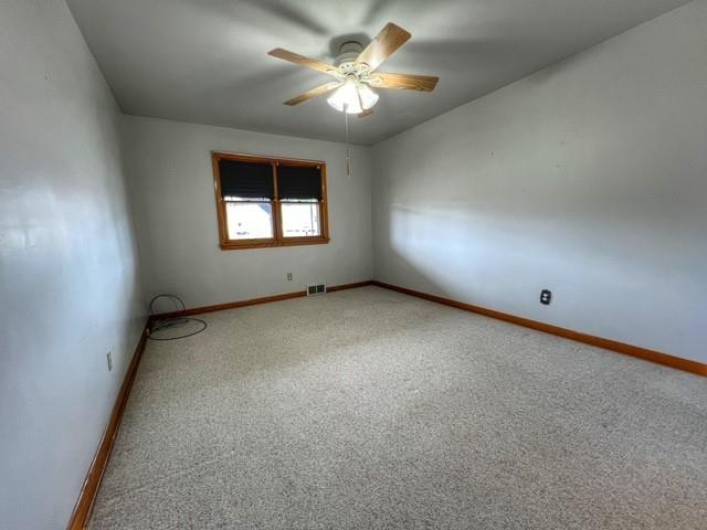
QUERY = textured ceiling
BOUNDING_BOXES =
[67,0,690,145]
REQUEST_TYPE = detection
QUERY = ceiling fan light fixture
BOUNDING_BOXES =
[270,22,437,118]
[327,79,378,114]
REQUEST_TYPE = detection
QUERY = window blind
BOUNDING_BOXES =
[219,159,274,200]
[277,165,322,201]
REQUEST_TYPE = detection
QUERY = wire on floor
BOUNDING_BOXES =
[147,294,207,341]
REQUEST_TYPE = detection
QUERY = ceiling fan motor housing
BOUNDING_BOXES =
[336,41,364,66]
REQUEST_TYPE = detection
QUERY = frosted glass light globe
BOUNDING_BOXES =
[327,80,379,114]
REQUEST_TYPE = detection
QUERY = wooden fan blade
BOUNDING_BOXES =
[356,23,411,72]
[358,109,374,118]
[369,72,439,92]
[268,48,339,77]
[284,81,342,106]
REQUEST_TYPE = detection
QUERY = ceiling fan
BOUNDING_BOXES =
[268,22,439,118]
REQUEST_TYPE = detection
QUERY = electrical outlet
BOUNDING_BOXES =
[540,289,552,305]
[287,272,293,281]
[106,351,112,371]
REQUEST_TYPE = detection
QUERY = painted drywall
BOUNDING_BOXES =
[122,116,373,309]
[0,1,145,529]
[372,0,707,364]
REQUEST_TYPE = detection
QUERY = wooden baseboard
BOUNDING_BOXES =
[157,280,374,319]
[67,323,150,530]
[371,281,706,377]
[327,281,374,293]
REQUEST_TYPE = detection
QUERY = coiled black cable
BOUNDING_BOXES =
[147,294,207,341]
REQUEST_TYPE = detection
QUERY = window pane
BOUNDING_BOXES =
[281,201,321,238]
[225,201,273,240]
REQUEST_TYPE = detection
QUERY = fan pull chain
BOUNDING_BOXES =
[344,106,351,176]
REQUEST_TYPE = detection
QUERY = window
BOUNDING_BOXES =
[212,152,329,250]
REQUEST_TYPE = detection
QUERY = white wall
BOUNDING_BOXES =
[372,1,707,364]
[0,1,146,529]
[122,116,373,308]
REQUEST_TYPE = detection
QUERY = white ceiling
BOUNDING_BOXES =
[67,0,690,145]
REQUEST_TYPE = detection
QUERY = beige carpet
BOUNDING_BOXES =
[90,286,707,529]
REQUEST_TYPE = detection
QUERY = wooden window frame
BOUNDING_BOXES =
[212,152,330,250]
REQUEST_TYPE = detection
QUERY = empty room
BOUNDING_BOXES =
[2,0,707,529]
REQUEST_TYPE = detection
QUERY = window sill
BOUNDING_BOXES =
[220,237,330,251]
